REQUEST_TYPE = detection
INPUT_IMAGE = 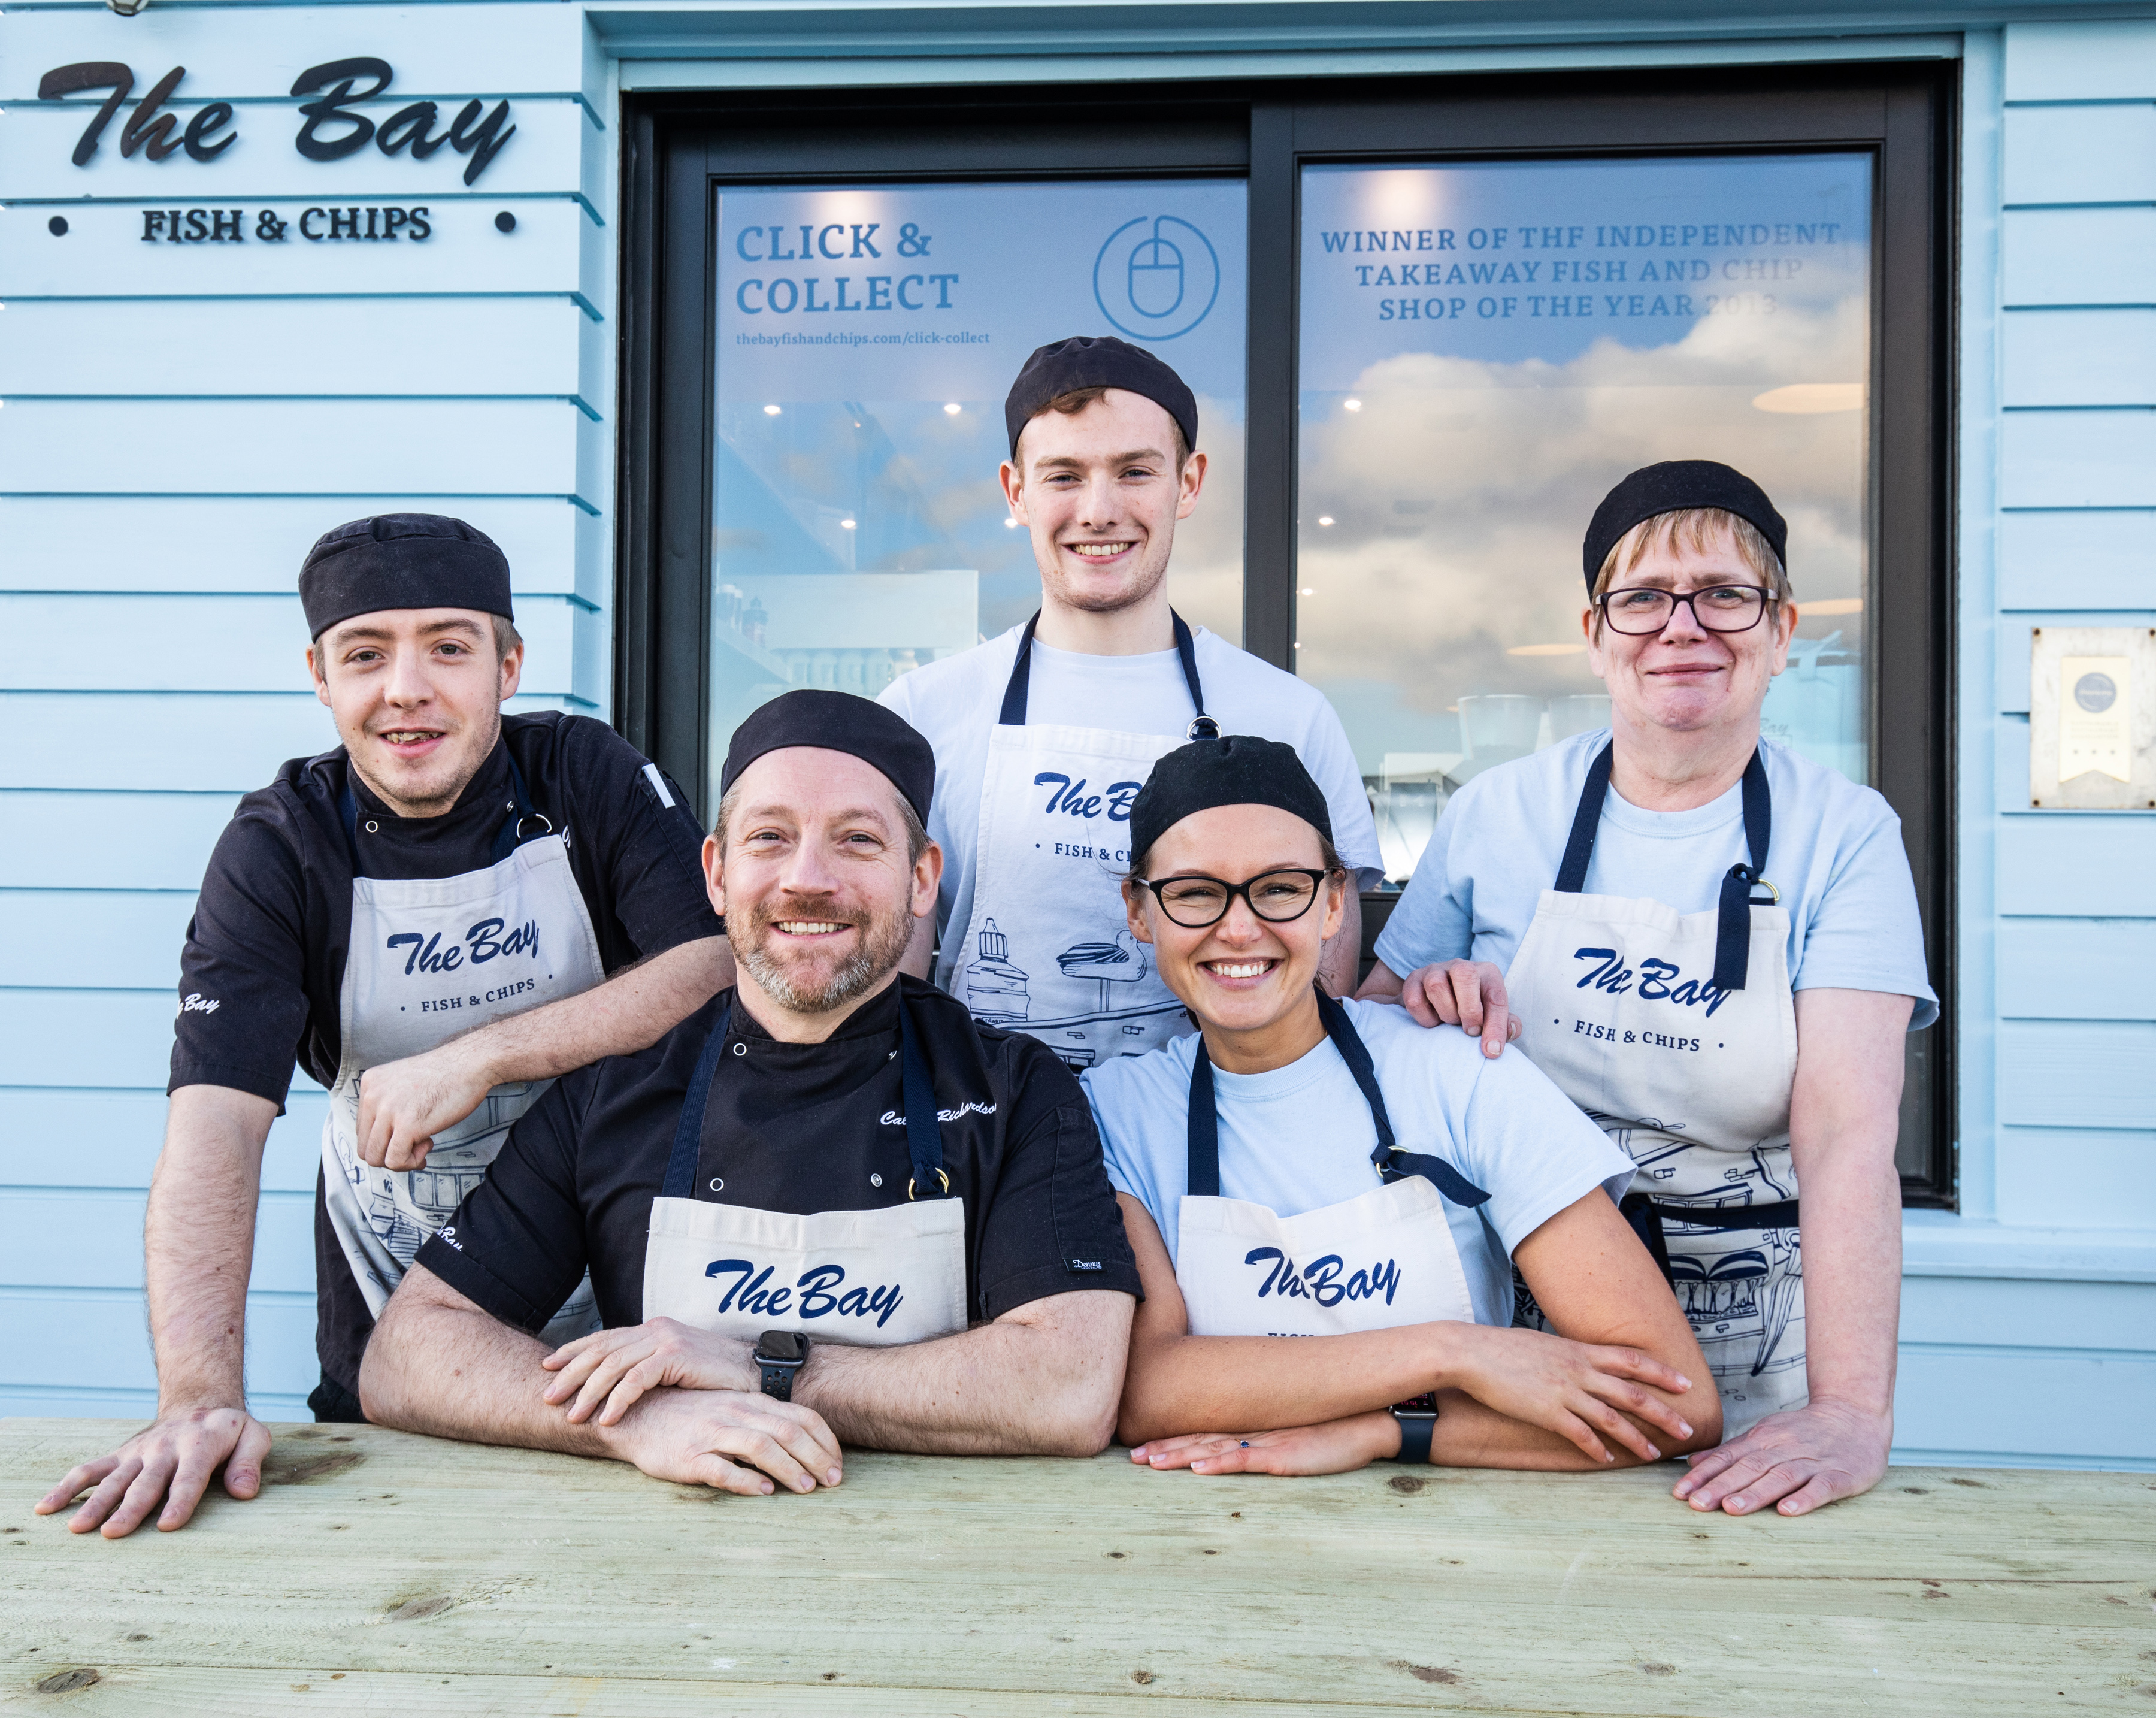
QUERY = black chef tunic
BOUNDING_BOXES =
[414,977,1142,1338]
[169,710,721,1391]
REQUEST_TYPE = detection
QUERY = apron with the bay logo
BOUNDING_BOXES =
[322,754,604,1345]
[940,612,1218,1074]
[639,994,968,1346]
[1175,993,1489,1338]
[1507,743,1804,1436]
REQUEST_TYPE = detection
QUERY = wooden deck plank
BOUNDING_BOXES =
[3,1421,2152,1716]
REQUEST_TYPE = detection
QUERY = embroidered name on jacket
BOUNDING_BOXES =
[705,1259,906,1328]
[879,1101,996,1126]
[386,915,541,976]
[1243,1247,1401,1307]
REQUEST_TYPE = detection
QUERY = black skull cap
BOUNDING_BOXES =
[1128,734,1334,868]
[1004,334,1199,459]
[720,689,936,827]
[1581,461,1789,597]
[299,513,513,637]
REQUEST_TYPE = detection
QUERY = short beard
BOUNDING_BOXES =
[1047,546,1172,615]
[731,895,916,1015]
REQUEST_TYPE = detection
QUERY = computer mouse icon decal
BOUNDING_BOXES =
[1093,213,1220,340]
[1128,219,1187,319]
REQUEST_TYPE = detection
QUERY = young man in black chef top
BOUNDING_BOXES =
[358,691,1141,1493]
[38,516,729,1539]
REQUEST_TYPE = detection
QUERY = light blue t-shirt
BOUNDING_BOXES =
[1083,998,1636,1329]
[1373,733,1939,1030]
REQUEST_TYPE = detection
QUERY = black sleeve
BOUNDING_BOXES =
[557,717,722,966]
[415,1069,595,1332]
[168,798,314,1109]
[974,1046,1143,1320]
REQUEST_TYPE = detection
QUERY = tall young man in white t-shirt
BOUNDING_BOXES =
[879,335,1382,1072]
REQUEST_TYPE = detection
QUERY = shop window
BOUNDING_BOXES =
[1297,156,1874,882]
[705,180,1246,809]
[625,65,1951,1201]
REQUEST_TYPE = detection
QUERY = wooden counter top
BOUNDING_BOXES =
[3,1418,2151,1714]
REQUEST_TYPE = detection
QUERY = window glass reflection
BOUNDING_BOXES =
[1297,155,1873,882]
[710,181,1247,807]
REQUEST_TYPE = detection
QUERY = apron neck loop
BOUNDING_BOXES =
[897,997,951,1199]
[1554,742,1616,894]
[662,999,735,1200]
[1710,749,1773,993]
[1554,741,1775,994]
[659,990,951,1204]
[1182,989,1490,1208]
[997,608,1216,738]
[338,743,549,873]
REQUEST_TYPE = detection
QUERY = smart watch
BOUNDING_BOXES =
[1389,1392,1438,1464]
[753,1330,808,1402]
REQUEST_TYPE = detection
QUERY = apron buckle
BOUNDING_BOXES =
[907,1168,952,1201]
[516,810,555,841]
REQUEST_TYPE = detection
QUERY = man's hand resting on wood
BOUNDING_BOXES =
[35,1405,272,1538]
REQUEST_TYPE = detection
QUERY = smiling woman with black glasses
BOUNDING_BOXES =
[1082,734,1719,1480]
[1361,461,1937,1519]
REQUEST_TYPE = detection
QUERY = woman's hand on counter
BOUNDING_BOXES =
[1128,1411,1402,1475]
[1672,1396,1891,1516]
[1443,1322,1694,1464]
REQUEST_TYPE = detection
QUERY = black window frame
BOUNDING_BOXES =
[617,61,1955,1205]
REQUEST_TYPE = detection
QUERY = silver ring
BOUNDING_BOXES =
[732,1042,747,1057]
[708,1176,725,1192]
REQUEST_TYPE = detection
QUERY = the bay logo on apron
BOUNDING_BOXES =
[640,994,970,1348]
[320,755,602,1345]
[1176,993,1490,1340]
[943,612,1219,1072]
[1508,742,1806,1436]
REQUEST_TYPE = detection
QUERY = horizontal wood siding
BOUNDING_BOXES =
[0,1,609,1417]
[1925,20,2156,1466]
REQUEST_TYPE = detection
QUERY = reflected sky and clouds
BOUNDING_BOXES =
[709,181,1247,807]
[1297,155,1875,880]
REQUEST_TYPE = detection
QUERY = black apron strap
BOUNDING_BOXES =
[1170,611,1219,740]
[1554,742,1615,894]
[338,748,545,873]
[489,751,552,866]
[661,993,950,1203]
[996,608,1215,737]
[1710,749,1773,993]
[1621,1190,1800,1287]
[995,611,1043,727]
[661,1001,733,1200]
[897,997,951,1199]
[1186,1048,1222,1199]
[1183,991,1489,1209]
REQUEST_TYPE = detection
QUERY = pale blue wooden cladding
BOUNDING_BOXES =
[0,4,2149,1466]
[0,0,613,1417]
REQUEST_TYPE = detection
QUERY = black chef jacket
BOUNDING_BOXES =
[414,977,1142,1339]
[169,710,720,1393]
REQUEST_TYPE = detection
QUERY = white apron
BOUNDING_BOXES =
[640,996,968,1346]
[1507,743,1804,1436]
[1176,993,1483,1339]
[321,758,604,1345]
[940,612,1217,1072]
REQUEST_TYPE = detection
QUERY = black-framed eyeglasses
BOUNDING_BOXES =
[1129,868,1334,929]
[1600,585,1775,635]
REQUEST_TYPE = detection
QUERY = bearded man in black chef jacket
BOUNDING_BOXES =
[358,691,1142,1493]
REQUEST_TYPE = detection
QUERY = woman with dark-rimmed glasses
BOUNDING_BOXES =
[1082,734,1720,1478]
[1361,461,1936,1518]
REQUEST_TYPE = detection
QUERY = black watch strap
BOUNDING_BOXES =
[1389,1392,1438,1465]
[758,1357,800,1402]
